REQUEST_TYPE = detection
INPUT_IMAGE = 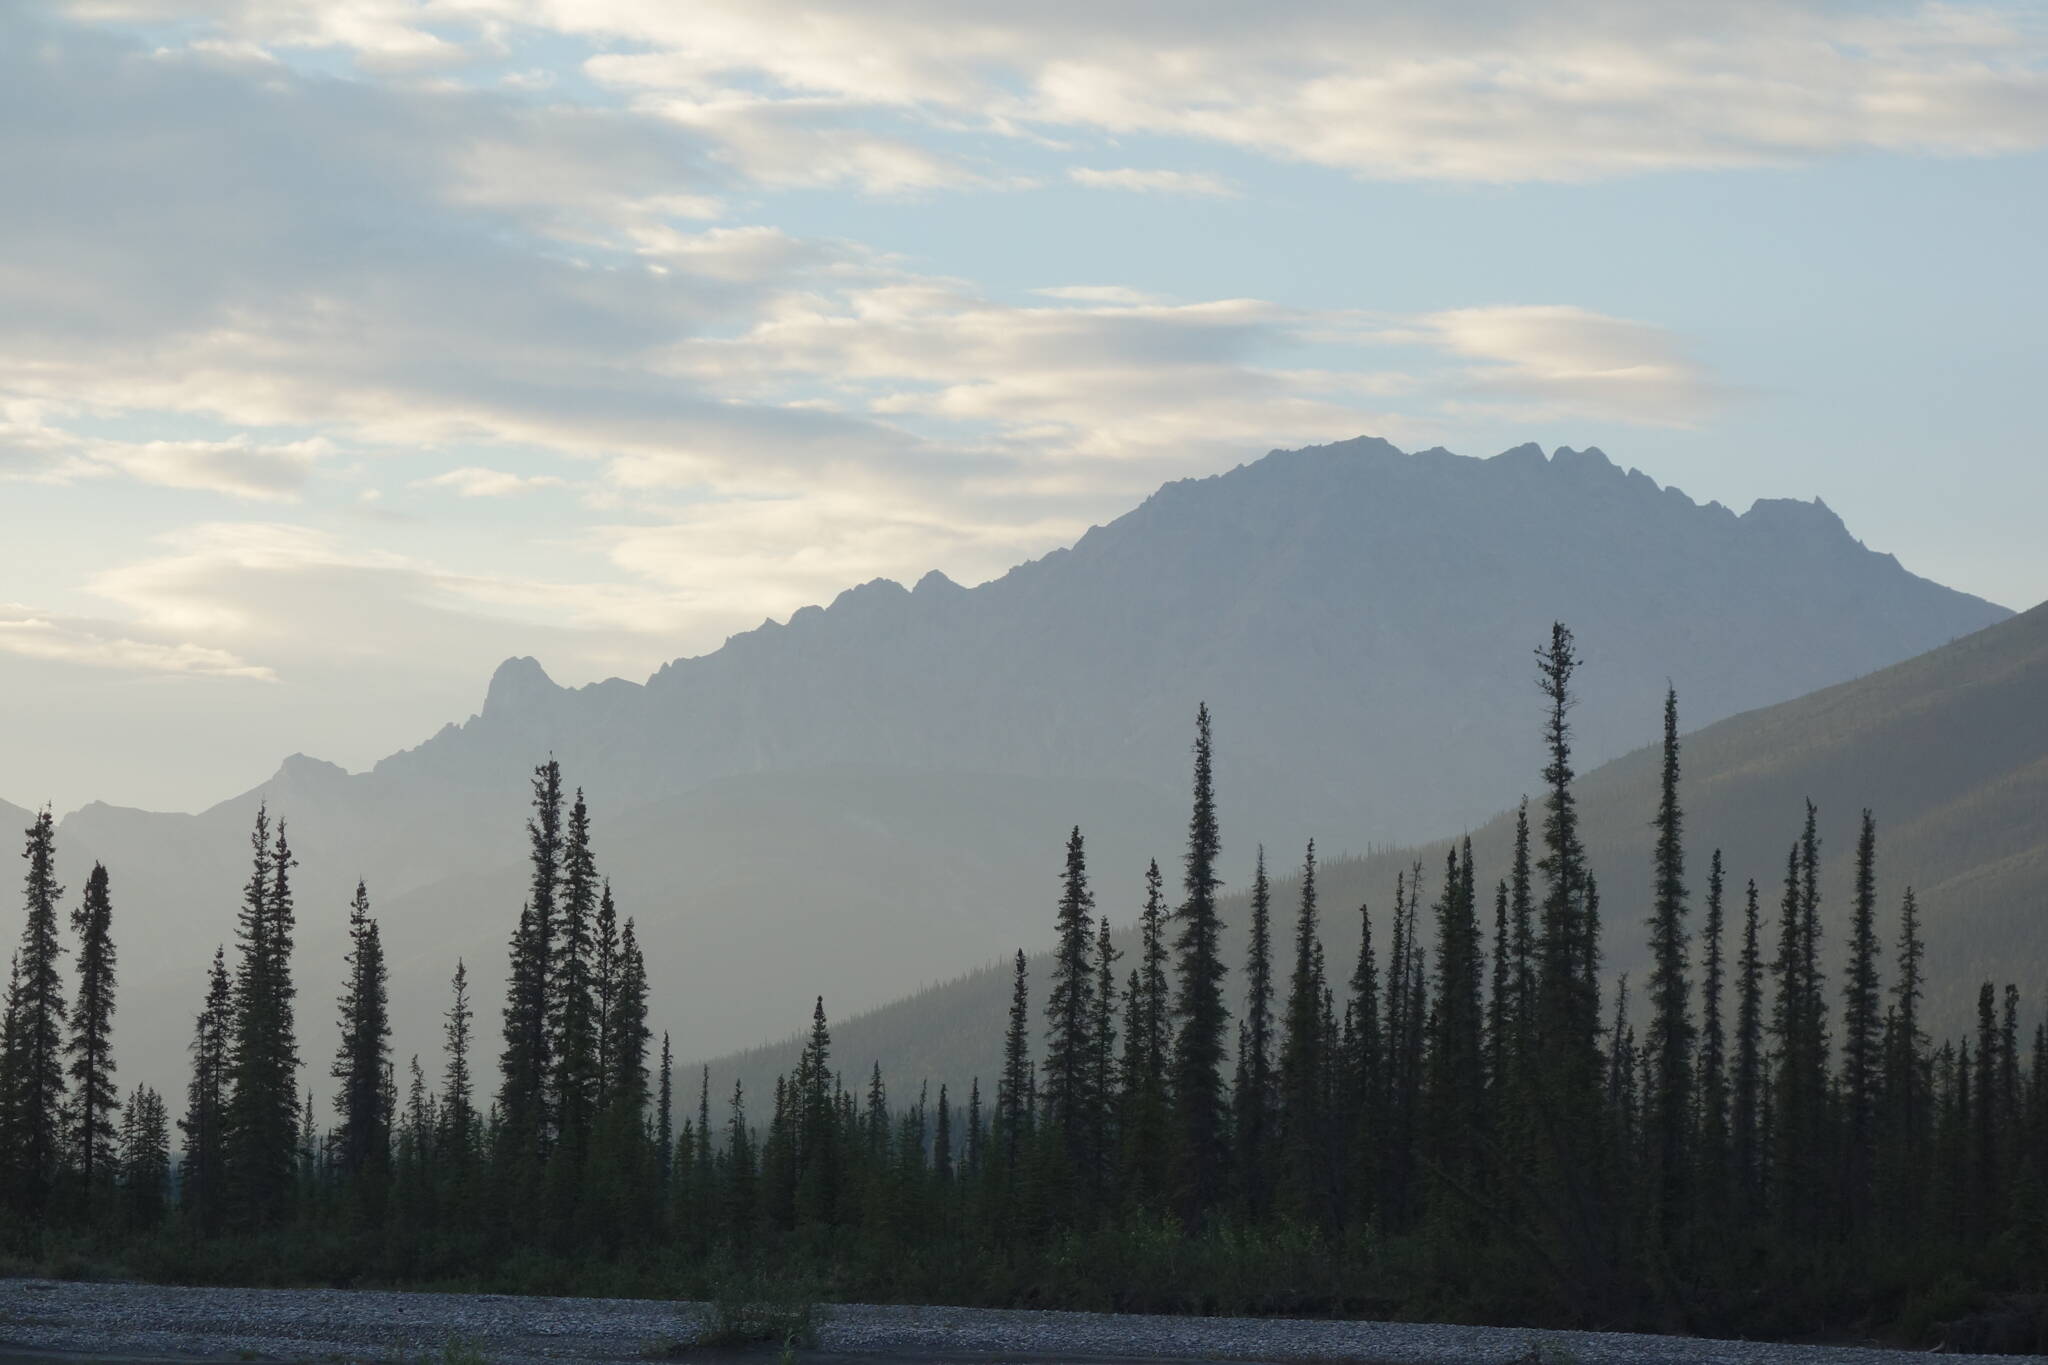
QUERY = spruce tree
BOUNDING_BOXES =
[1088,914,1119,1204]
[1136,859,1170,1097]
[5,809,67,1223]
[1426,841,1486,1200]
[1236,844,1277,1217]
[604,919,650,1112]
[1509,799,1535,1067]
[1344,895,1379,1229]
[594,881,620,1111]
[66,861,118,1200]
[120,1084,171,1231]
[1278,841,1326,1223]
[226,809,301,1227]
[1732,879,1765,1212]
[1696,850,1730,1213]
[1841,809,1882,1222]
[1530,625,1608,1297]
[1643,687,1693,1244]
[441,960,475,1162]
[180,947,231,1234]
[1170,703,1229,1220]
[658,1032,674,1187]
[500,760,562,1163]
[1042,826,1097,1170]
[331,881,392,1180]
[1487,877,1510,1106]
[934,1082,954,1184]
[552,787,600,1151]
[998,951,1032,1175]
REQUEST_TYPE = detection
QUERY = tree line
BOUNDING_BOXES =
[1,623,2042,1343]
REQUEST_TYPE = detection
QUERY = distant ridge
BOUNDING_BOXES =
[16,436,2011,1110]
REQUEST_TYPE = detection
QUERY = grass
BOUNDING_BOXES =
[684,1275,819,1352]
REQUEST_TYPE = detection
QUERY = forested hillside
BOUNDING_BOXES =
[707,599,2048,1105]
[6,621,2045,1350]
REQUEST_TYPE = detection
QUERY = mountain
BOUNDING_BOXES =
[701,597,2048,1106]
[12,435,2009,1108]
[378,436,2007,848]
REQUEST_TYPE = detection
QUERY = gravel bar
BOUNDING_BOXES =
[2,1278,2036,1365]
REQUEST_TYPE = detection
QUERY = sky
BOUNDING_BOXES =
[2,0,2045,815]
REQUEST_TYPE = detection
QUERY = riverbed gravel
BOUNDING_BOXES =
[0,1278,2034,1365]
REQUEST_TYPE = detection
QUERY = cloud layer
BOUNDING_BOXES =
[6,0,2042,809]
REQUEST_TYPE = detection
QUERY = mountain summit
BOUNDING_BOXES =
[380,436,2006,845]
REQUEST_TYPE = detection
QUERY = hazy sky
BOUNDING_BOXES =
[3,0,2045,815]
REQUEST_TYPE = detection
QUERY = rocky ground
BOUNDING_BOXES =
[1,1279,2035,1365]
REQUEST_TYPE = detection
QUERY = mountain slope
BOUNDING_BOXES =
[700,599,2048,1104]
[12,436,2011,1108]
[377,437,2007,847]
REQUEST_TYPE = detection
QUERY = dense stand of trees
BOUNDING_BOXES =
[4,625,2047,1346]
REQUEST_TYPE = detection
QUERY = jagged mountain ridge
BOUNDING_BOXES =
[12,435,2011,1112]
[377,436,2006,848]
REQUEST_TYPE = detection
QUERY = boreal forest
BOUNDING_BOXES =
[2,624,2041,1347]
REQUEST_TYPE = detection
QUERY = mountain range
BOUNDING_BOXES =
[9,436,2011,1110]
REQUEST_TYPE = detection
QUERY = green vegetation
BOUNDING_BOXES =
[3,622,2047,1352]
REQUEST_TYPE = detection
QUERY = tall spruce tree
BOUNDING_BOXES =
[658,1032,674,1187]
[1696,850,1730,1213]
[66,861,118,1200]
[1643,687,1694,1244]
[1042,826,1097,1170]
[1088,913,1119,1204]
[1841,809,1882,1222]
[1170,703,1229,1220]
[331,881,392,1181]
[1426,841,1486,1200]
[226,810,301,1227]
[1344,895,1379,1228]
[553,788,600,1153]
[1531,625,1609,1293]
[1732,878,1765,1212]
[998,951,1032,1176]
[4,809,67,1223]
[500,760,562,1163]
[1236,845,1277,1217]
[593,881,620,1111]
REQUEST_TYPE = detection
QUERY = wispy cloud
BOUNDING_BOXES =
[1068,167,1239,197]
[0,605,277,680]
[1399,305,1728,428]
[414,466,567,498]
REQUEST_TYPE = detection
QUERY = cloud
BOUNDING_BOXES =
[0,604,277,680]
[121,0,2048,184]
[1403,305,1727,427]
[414,466,568,498]
[1068,167,1240,197]
[93,436,327,499]
[0,405,325,498]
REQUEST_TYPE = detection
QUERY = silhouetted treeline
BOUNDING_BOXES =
[3,624,2045,1347]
